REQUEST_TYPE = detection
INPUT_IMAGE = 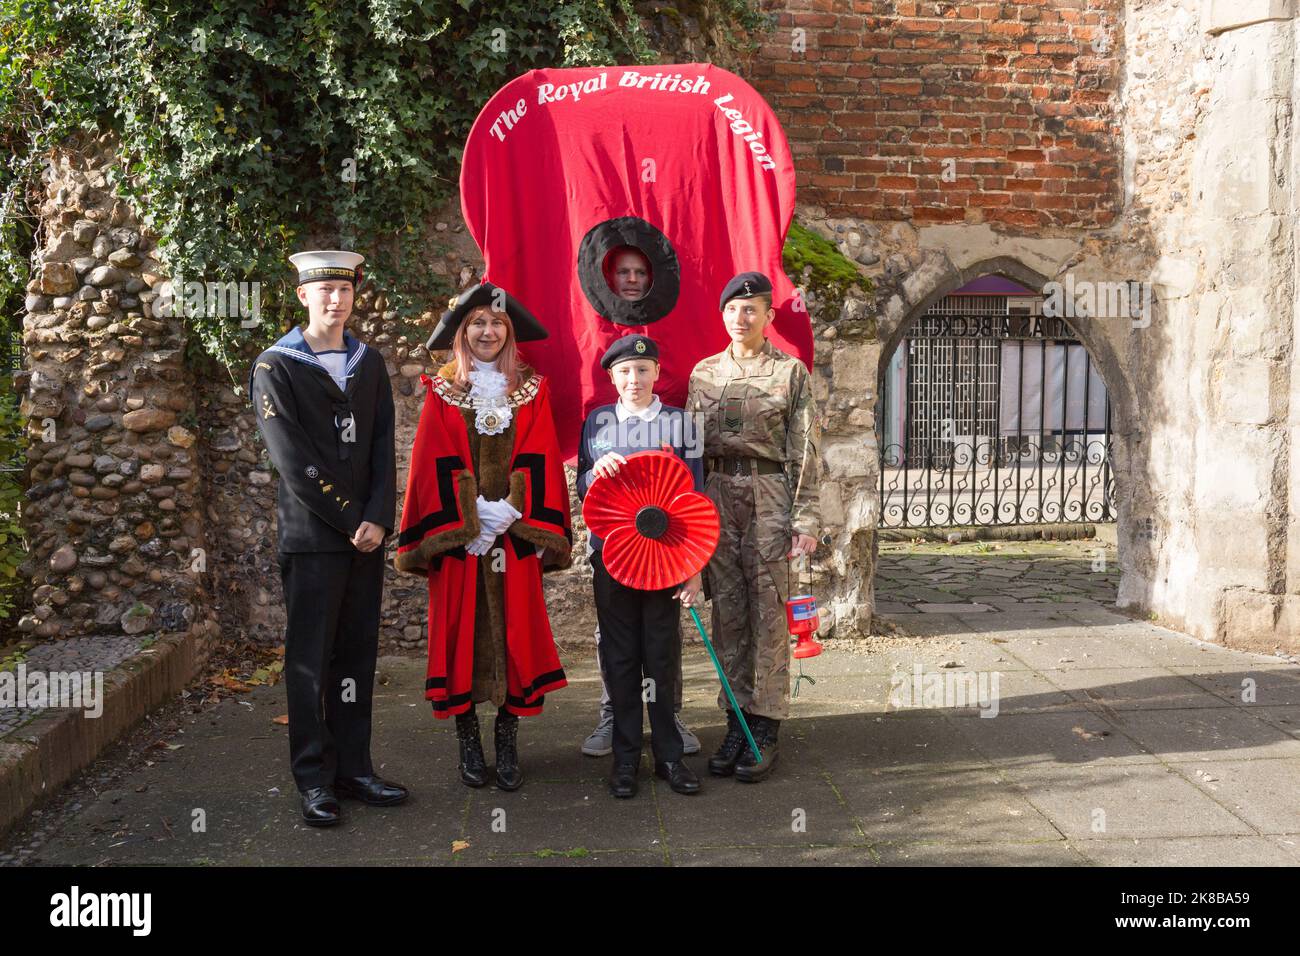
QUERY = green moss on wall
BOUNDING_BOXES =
[783,222,871,309]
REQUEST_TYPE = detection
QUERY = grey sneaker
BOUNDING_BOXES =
[582,708,614,757]
[675,712,700,755]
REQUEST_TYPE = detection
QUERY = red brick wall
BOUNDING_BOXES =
[744,0,1123,229]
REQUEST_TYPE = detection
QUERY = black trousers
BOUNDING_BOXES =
[591,549,683,765]
[278,548,385,790]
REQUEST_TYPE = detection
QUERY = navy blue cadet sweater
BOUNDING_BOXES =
[576,397,705,554]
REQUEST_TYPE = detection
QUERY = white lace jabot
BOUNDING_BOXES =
[468,356,508,399]
[467,356,511,434]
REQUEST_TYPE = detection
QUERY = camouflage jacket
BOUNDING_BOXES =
[687,338,820,536]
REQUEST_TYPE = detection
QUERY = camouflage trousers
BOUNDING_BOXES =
[704,469,792,720]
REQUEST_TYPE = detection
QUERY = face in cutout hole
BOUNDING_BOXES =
[603,245,653,302]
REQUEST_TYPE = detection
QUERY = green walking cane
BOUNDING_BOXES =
[688,606,761,764]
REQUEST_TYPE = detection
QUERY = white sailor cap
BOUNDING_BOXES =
[289,250,365,285]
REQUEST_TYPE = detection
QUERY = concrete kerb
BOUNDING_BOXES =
[0,619,219,840]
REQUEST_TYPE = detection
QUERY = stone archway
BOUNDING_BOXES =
[870,254,1137,627]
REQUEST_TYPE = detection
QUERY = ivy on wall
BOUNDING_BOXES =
[0,0,767,369]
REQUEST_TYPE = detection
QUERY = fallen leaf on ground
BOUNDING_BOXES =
[1072,725,1110,740]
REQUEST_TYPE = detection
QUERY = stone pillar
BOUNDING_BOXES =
[18,135,214,647]
[1183,1,1298,648]
[814,297,878,636]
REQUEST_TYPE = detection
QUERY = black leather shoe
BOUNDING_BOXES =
[654,760,701,795]
[455,710,488,788]
[495,709,523,791]
[300,786,342,826]
[708,708,748,776]
[735,716,779,783]
[334,775,409,806]
[609,761,639,798]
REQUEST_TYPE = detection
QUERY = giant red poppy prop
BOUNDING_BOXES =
[582,450,718,590]
[460,63,810,461]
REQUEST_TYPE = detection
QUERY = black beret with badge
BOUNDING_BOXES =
[289,250,365,286]
[427,281,549,351]
[718,270,773,310]
[600,333,660,370]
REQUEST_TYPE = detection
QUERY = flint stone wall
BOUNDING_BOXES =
[19,136,211,653]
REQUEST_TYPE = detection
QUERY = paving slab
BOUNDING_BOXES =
[799,714,991,773]
[672,845,873,866]
[876,839,1087,866]
[1171,757,1300,834]
[1073,835,1300,867]
[1003,763,1256,840]
[1115,707,1300,763]
[947,710,1157,767]
[1039,667,1238,712]
[834,766,1063,844]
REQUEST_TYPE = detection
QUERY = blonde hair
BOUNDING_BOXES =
[450,305,521,390]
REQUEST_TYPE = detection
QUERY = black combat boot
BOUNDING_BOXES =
[734,715,779,783]
[455,707,488,788]
[708,708,748,777]
[494,707,523,791]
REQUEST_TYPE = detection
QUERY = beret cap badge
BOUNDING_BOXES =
[718,271,773,310]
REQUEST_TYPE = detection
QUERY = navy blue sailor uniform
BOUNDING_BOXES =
[249,326,396,791]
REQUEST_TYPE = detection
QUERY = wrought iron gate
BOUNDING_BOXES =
[879,292,1115,528]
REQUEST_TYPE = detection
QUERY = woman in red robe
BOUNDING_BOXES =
[395,282,572,791]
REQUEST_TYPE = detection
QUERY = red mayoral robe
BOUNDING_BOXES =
[395,368,572,717]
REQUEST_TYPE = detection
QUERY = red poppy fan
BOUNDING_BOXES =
[583,450,719,591]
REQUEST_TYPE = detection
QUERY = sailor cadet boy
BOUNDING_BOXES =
[249,250,407,826]
[576,334,705,799]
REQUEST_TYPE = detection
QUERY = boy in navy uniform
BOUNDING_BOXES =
[249,250,407,826]
[576,334,704,798]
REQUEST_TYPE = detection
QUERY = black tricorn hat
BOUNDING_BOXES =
[427,281,549,351]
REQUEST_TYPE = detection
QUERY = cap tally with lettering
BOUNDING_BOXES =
[289,250,365,286]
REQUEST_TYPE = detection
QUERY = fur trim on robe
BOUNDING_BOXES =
[394,360,572,716]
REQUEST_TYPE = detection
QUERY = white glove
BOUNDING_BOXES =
[476,496,522,536]
[465,528,496,556]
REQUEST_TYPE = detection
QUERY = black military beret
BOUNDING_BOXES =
[719,271,773,310]
[427,281,549,351]
[600,334,660,370]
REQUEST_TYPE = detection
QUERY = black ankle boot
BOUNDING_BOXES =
[494,707,523,791]
[708,708,748,777]
[454,708,487,788]
[735,715,780,783]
